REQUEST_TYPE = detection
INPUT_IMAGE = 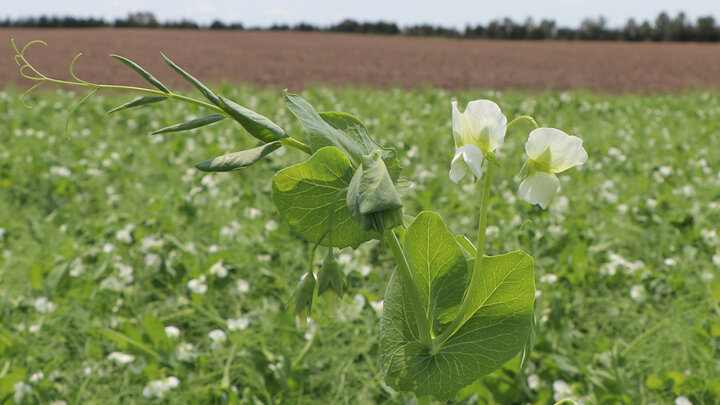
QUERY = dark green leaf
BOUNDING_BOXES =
[218,97,287,143]
[272,146,378,249]
[195,142,282,172]
[110,54,170,93]
[151,114,225,135]
[162,53,219,105]
[107,96,167,114]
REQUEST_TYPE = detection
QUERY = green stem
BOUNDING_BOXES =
[384,230,432,347]
[13,41,314,155]
[433,162,494,348]
[507,115,540,131]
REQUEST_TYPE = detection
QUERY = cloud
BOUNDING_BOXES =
[264,7,292,17]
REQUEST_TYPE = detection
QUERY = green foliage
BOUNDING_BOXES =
[151,114,225,135]
[1,86,719,404]
[381,212,534,400]
[195,142,282,172]
[271,146,378,248]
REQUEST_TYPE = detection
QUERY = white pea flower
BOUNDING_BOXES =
[449,100,507,183]
[519,128,588,209]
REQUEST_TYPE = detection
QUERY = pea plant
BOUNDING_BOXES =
[12,39,587,403]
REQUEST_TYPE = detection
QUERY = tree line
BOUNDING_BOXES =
[3,11,720,42]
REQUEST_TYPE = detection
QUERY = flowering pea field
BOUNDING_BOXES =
[1,86,720,404]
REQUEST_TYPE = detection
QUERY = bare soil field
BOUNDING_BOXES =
[3,28,720,92]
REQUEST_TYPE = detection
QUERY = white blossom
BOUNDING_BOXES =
[518,128,588,209]
[107,351,135,364]
[227,317,249,331]
[449,100,507,183]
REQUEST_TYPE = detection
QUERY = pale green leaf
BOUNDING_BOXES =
[162,53,219,105]
[151,114,225,135]
[141,314,169,352]
[271,146,378,249]
[195,142,282,172]
[110,54,170,93]
[218,97,287,143]
[107,96,167,114]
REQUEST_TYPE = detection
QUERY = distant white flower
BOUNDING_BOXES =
[244,207,261,219]
[527,374,540,390]
[164,326,180,338]
[370,300,384,315]
[69,258,86,277]
[208,329,226,342]
[519,128,588,209]
[658,165,673,177]
[552,379,573,402]
[208,329,227,350]
[449,100,507,183]
[50,166,71,178]
[140,236,164,252]
[234,279,250,294]
[713,254,720,267]
[265,220,278,232]
[34,297,56,313]
[540,273,558,284]
[209,260,228,278]
[13,381,32,403]
[115,224,134,244]
[187,276,208,295]
[630,285,647,302]
[227,317,249,331]
[107,351,135,364]
[102,243,115,254]
[28,324,41,333]
[142,376,180,399]
[176,342,198,362]
[338,254,352,265]
[29,371,44,383]
[49,401,68,405]
[0,227,5,239]
[664,258,677,266]
[675,396,692,405]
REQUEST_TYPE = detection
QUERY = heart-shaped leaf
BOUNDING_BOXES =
[380,216,535,401]
[272,146,378,249]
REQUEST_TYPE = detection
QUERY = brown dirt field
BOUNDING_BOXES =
[3,28,720,92]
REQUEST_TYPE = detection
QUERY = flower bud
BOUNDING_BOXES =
[346,150,403,233]
[293,272,316,326]
[317,251,346,309]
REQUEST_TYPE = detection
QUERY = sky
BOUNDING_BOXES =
[4,0,720,29]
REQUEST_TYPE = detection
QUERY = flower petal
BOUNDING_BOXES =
[463,100,507,152]
[449,148,469,184]
[518,171,560,209]
[460,144,484,180]
[525,128,588,173]
[451,101,463,148]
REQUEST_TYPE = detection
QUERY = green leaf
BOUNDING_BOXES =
[110,54,170,93]
[107,96,167,114]
[381,243,535,401]
[141,314,170,352]
[346,151,403,232]
[272,146,378,249]
[162,53,219,105]
[151,114,225,135]
[195,142,282,172]
[218,97,287,143]
[285,92,380,166]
